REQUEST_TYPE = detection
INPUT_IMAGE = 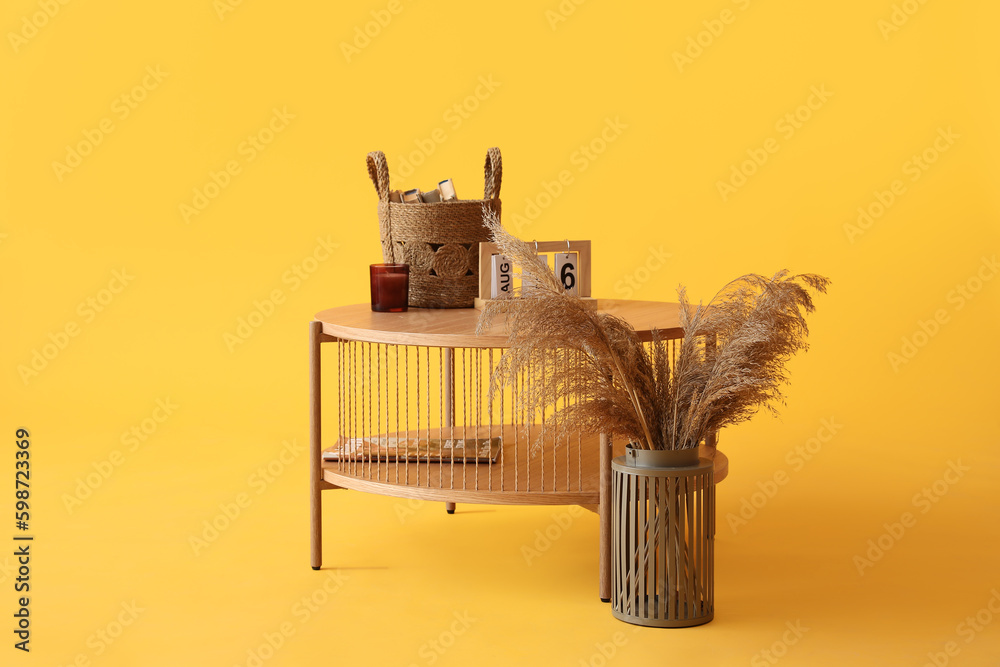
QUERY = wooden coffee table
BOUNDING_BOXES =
[309,299,728,601]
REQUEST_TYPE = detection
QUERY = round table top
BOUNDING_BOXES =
[314,299,686,347]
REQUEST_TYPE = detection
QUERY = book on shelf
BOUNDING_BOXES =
[322,436,502,463]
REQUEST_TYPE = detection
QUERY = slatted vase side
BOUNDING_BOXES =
[611,450,715,627]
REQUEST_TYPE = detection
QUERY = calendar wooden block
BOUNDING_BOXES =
[490,254,513,298]
[554,252,578,296]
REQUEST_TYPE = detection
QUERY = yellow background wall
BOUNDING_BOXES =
[2,0,998,665]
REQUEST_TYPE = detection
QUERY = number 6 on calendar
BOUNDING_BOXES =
[554,252,578,296]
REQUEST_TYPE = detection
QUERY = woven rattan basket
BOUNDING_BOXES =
[366,148,502,309]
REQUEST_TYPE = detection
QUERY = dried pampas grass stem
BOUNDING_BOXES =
[476,208,829,450]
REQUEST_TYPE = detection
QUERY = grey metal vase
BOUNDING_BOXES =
[611,445,715,627]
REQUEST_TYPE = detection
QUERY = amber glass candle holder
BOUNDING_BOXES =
[370,264,409,312]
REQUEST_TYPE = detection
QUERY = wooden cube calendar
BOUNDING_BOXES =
[474,240,595,309]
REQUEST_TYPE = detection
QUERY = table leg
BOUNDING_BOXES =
[310,321,323,570]
[599,432,612,602]
[444,348,455,516]
[704,334,718,456]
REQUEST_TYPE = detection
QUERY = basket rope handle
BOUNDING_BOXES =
[367,150,394,261]
[369,148,500,200]
[483,147,502,200]
[366,151,390,201]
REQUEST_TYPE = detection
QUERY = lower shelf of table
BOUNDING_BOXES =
[321,425,728,506]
